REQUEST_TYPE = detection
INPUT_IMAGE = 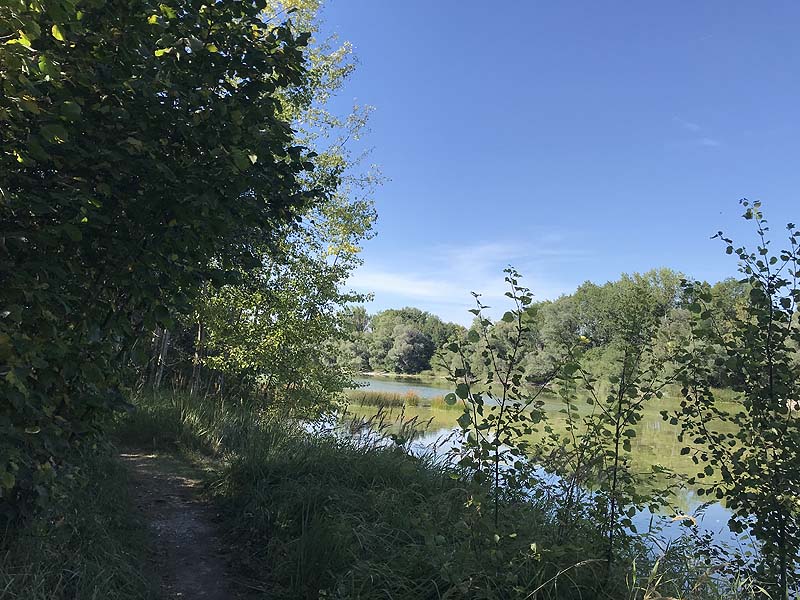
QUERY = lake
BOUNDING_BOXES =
[348,376,749,549]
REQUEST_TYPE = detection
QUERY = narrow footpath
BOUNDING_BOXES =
[119,451,258,599]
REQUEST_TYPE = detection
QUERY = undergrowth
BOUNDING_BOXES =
[0,448,154,600]
[114,391,756,600]
[346,389,461,410]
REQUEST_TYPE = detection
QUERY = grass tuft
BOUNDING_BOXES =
[0,449,154,600]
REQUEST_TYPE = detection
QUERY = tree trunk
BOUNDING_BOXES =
[190,321,204,397]
[154,329,171,389]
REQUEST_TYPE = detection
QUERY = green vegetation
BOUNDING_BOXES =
[671,202,800,598]
[1,1,797,598]
[1,0,320,518]
[346,388,463,411]
[1,0,373,520]
[336,306,464,374]
[335,269,751,392]
[115,390,745,600]
[0,449,154,599]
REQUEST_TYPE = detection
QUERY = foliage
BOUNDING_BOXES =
[0,448,153,599]
[335,307,465,374]
[441,269,571,527]
[549,272,682,568]
[346,389,421,408]
[441,268,684,576]
[135,0,378,417]
[671,200,800,598]
[118,390,666,600]
[0,0,316,518]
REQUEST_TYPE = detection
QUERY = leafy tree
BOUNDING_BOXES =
[444,269,569,528]
[557,275,679,568]
[343,306,371,334]
[385,324,435,374]
[1,0,316,518]
[673,201,800,598]
[352,307,462,373]
[134,0,378,414]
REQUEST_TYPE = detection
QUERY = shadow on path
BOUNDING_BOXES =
[119,451,258,599]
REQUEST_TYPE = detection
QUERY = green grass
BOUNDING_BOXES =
[346,389,418,407]
[0,448,155,600]
[116,390,758,600]
[346,389,462,411]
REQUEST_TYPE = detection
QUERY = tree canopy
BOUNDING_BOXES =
[0,0,364,519]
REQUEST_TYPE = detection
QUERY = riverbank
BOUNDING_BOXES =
[359,370,450,384]
[114,391,741,599]
[2,390,751,599]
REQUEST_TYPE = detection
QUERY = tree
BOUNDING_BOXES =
[385,325,435,374]
[673,201,800,598]
[133,0,378,413]
[1,0,316,518]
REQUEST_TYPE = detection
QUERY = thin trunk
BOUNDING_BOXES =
[190,321,204,397]
[147,327,162,386]
[607,358,627,571]
[154,329,171,389]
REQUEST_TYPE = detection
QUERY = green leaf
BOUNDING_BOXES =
[231,148,251,171]
[61,101,82,120]
[457,412,471,429]
[41,123,69,143]
[455,383,469,399]
[5,31,32,48]
[62,224,82,241]
[159,3,177,18]
[0,471,14,490]
[444,393,457,406]
[501,311,515,323]
[467,330,480,343]
[38,55,59,77]
[51,24,66,41]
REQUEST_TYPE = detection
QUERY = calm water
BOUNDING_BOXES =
[352,375,453,398]
[349,377,751,549]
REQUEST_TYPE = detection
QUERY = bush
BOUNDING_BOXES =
[119,392,672,599]
[0,448,153,599]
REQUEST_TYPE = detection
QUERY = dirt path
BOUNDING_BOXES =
[120,451,258,599]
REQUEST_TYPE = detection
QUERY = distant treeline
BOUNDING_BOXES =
[336,268,756,388]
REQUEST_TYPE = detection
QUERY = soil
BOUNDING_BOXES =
[120,451,261,599]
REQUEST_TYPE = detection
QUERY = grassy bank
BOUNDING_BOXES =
[0,448,154,600]
[346,388,462,410]
[114,391,746,600]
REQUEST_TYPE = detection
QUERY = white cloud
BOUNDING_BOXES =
[348,270,461,301]
[346,238,585,325]
[671,116,722,148]
[673,116,702,133]
[697,137,721,147]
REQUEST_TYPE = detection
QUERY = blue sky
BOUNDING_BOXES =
[319,1,800,325]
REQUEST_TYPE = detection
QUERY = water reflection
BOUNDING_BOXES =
[346,377,756,551]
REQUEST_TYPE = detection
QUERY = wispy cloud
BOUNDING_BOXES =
[673,116,702,133]
[671,116,722,149]
[347,238,586,325]
[696,137,721,147]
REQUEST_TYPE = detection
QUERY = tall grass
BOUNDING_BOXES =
[346,389,418,407]
[346,389,462,410]
[115,391,755,600]
[0,448,154,600]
